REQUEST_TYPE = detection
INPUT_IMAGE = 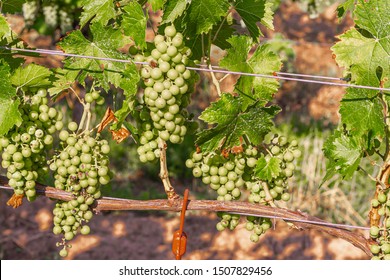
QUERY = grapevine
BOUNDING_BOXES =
[0,0,389,260]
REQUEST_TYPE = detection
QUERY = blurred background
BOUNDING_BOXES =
[0,0,375,260]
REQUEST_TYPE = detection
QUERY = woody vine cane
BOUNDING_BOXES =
[0,0,389,259]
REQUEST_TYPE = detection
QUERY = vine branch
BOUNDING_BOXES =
[0,175,372,256]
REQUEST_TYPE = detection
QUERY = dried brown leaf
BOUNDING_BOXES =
[98,107,117,133]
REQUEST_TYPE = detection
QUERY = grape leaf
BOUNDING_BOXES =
[220,36,281,109]
[109,60,140,133]
[0,14,25,69]
[0,14,11,38]
[196,93,280,152]
[323,129,363,181]
[122,2,147,49]
[254,155,281,181]
[332,0,390,86]
[234,0,274,41]
[49,69,80,97]
[58,23,131,90]
[0,62,21,136]
[339,87,384,138]
[183,0,230,35]
[149,0,165,11]
[337,0,356,18]
[79,0,116,28]
[120,63,140,99]
[161,0,188,24]
[0,0,25,13]
[185,18,235,60]
[11,63,52,89]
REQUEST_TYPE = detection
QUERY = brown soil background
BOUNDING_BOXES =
[0,1,369,260]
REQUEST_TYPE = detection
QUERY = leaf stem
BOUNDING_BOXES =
[208,63,222,96]
[358,165,380,183]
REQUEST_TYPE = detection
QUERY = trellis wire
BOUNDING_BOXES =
[0,185,370,231]
[39,48,343,81]
[3,46,389,92]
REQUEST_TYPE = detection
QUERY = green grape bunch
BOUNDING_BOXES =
[22,0,75,34]
[22,1,39,25]
[135,25,195,163]
[49,122,112,257]
[369,189,390,260]
[0,89,64,202]
[186,134,301,243]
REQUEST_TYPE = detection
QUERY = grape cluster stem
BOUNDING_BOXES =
[158,138,179,202]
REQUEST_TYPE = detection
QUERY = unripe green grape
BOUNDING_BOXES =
[250,233,260,243]
[169,134,181,144]
[85,93,94,103]
[382,243,390,254]
[84,211,93,220]
[192,167,202,178]
[378,193,387,204]
[232,188,241,198]
[59,130,69,142]
[64,231,74,241]
[80,225,91,235]
[154,34,165,45]
[281,193,291,201]
[164,25,177,37]
[292,149,301,158]
[246,222,254,231]
[59,248,68,257]
[185,159,195,168]
[216,222,225,231]
[283,151,294,162]
[182,69,191,80]
[156,42,168,53]
[371,199,380,208]
[151,49,161,60]
[150,68,163,80]
[202,176,211,184]
[167,45,178,57]
[370,226,380,238]
[174,77,185,87]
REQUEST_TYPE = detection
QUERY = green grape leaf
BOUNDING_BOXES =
[337,0,356,18]
[79,0,116,28]
[339,87,384,138]
[0,14,11,38]
[161,0,188,24]
[332,0,390,86]
[11,63,52,89]
[234,0,274,41]
[0,62,21,136]
[120,63,140,99]
[323,129,363,181]
[49,69,80,97]
[109,61,139,132]
[0,0,25,13]
[220,36,281,108]
[185,18,235,60]
[149,0,164,11]
[58,23,131,91]
[0,14,25,69]
[211,19,235,51]
[254,155,281,181]
[183,0,230,35]
[122,2,147,49]
[196,93,280,152]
